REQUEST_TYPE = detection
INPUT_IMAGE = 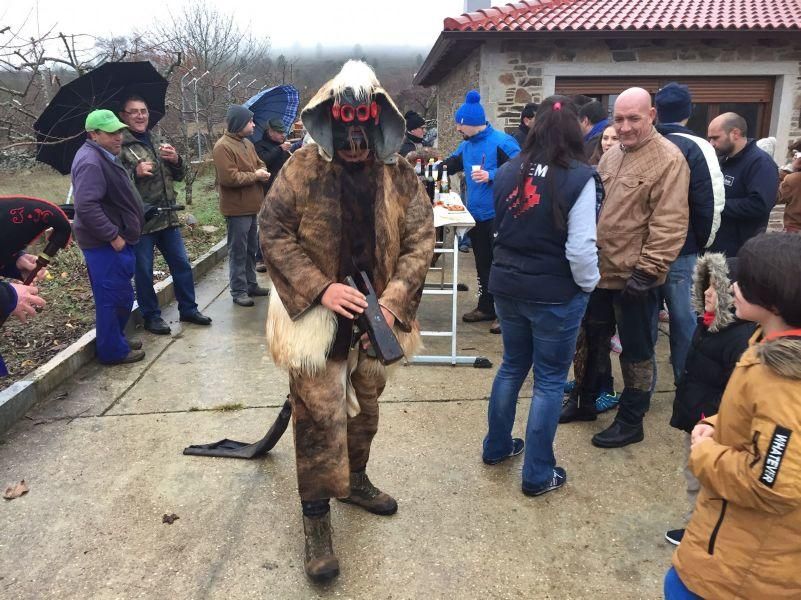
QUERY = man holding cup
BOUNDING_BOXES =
[119,95,212,335]
[442,90,520,332]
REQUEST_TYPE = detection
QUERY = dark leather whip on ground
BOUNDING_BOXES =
[183,271,403,459]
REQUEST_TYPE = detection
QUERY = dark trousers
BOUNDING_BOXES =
[468,218,495,314]
[584,287,659,425]
[574,293,615,407]
[83,244,136,363]
[133,226,198,321]
[226,215,258,298]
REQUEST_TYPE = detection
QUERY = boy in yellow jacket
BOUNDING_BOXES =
[666,232,801,599]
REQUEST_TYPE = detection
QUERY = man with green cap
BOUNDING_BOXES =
[71,109,146,364]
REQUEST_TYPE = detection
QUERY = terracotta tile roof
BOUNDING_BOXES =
[444,0,801,32]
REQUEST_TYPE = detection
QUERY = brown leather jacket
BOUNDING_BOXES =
[674,331,801,599]
[596,127,690,288]
[212,132,266,217]
[778,170,801,232]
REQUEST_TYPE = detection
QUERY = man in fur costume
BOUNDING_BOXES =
[258,61,434,583]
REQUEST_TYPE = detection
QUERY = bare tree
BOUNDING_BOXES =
[0,11,104,157]
[145,2,270,154]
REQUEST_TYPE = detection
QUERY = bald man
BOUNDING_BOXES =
[564,87,690,449]
[707,112,778,256]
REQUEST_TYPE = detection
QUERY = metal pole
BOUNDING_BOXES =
[226,72,241,103]
[180,67,196,122]
[194,71,209,159]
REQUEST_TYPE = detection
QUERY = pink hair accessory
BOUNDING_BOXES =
[553,101,562,111]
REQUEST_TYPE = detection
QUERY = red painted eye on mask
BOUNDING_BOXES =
[332,101,381,124]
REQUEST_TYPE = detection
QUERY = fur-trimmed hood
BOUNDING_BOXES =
[692,252,735,333]
[756,335,801,380]
[300,60,406,164]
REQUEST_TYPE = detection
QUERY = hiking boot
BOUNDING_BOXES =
[665,528,685,546]
[338,470,397,515]
[523,466,567,497]
[483,437,524,465]
[559,392,597,423]
[248,286,270,297]
[302,513,339,583]
[255,261,268,273]
[591,420,644,448]
[462,308,496,323]
[127,339,143,351]
[233,296,255,307]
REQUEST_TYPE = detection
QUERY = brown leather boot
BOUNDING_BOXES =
[338,470,398,515]
[302,512,339,583]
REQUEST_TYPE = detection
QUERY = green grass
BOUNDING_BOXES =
[0,166,227,391]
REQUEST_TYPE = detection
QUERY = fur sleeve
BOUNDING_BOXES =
[259,162,333,319]
[378,174,435,330]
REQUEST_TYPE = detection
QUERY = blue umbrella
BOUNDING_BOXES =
[243,85,300,143]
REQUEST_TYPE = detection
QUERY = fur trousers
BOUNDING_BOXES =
[289,349,387,502]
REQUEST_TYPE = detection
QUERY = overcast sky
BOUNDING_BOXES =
[3,0,467,52]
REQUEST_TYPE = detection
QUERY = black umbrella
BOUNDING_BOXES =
[34,61,169,175]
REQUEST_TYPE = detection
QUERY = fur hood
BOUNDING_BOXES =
[756,335,801,380]
[300,60,405,164]
[692,252,735,332]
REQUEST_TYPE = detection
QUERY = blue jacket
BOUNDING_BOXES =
[656,123,725,255]
[443,124,520,222]
[709,140,779,256]
[71,140,144,250]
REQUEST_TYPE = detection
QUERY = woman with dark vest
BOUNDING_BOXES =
[481,96,601,496]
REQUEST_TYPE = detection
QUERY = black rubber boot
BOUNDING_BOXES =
[591,419,644,448]
[559,389,597,423]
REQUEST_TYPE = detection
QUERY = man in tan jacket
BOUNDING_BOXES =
[212,105,271,306]
[568,87,690,448]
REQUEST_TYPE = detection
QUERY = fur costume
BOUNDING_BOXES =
[259,61,434,501]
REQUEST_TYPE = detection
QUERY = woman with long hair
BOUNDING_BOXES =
[481,96,601,496]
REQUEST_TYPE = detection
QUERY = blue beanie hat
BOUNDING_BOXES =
[455,90,486,126]
[655,82,692,124]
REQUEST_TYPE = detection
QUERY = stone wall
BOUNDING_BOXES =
[436,37,801,160]
[436,47,481,157]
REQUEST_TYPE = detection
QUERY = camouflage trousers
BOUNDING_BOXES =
[288,351,387,502]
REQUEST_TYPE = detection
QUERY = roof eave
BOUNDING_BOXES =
[415,28,801,86]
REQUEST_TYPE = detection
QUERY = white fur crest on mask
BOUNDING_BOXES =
[331,60,379,102]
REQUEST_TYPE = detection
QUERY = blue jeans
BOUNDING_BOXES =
[83,244,136,363]
[664,567,703,599]
[133,227,198,320]
[483,292,589,486]
[661,254,698,385]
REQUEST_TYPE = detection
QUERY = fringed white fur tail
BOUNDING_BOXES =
[265,288,337,376]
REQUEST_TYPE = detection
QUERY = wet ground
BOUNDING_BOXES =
[0,251,685,599]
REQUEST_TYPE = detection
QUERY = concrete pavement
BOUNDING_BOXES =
[0,255,686,599]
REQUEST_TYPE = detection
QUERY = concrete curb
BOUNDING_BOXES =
[0,237,228,435]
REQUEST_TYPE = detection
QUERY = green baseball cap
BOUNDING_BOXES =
[267,118,286,133]
[85,109,128,133]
